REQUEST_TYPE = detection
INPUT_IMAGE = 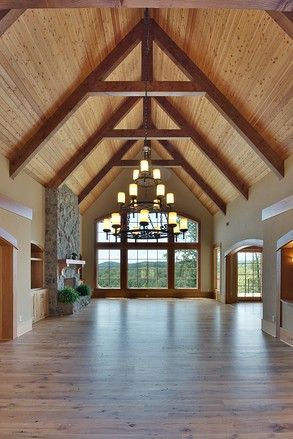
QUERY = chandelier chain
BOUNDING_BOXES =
[143,8,150,147]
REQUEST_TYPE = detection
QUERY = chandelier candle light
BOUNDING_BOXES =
[103,146,188,241]
[103,8,188,241]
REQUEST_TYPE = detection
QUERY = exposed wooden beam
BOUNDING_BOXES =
[9,19,144,179]
[104,129,188,140]
[142,10,153,149]
[0,9,25,36]
[159,139,227,214]
[49,97,140,189]
[142,9,153,84]
[262,195,293,221]
[152,19,285,178]
[156,97,249,199]
[0,1,291,11]
[90,81,205,96]
[0,193,32,221]
[267,11,293,39]
[78,139,138,204]
[114,159,182,167]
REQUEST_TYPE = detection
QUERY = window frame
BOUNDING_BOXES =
[94,212,201,294]
[96,248,121,289]
[213,245,221,298]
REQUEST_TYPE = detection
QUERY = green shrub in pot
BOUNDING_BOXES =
[76,284,91,297]
[58,287,79,304]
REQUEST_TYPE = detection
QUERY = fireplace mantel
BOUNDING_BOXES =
[58,259,86,275]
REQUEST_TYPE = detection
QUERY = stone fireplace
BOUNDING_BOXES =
[58,264,81,290]
[45,185,82,315]
[63,277,76,289]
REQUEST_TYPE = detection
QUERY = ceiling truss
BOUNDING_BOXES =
[4,14,288,215]
[0,1,292,10]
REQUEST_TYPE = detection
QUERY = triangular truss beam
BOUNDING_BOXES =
[8,15,285,214]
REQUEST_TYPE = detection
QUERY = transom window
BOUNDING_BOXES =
[95,214,200,292]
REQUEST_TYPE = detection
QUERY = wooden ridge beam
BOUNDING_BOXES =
[49,97,140,189]
[78,139,138,204]
[142,10,153,149]
[0,9,25,36]
[267,11,293,38]
[114,159,182,167]
[89,81,205,96]
[9,19,144,179]
[0,1,291,11]
[156,97,249,199]
[159,139,227,214]
[104,129,188,139]
[152,19,285,178]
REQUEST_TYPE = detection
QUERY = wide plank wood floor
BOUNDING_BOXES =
[0,299,293,438]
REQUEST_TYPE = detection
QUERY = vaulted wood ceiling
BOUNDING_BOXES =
[0,7,292,215]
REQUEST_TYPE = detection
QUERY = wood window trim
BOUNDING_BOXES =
[213,244,221,296]
[94,213,201,294]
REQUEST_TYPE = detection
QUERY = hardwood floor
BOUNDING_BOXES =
[0,299,293,438]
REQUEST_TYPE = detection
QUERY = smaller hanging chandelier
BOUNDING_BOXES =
[102,8,188,242]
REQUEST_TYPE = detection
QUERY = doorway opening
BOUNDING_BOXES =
[225,240,263,304]
[0,228,17,340]
[276,230,293,345]
[237,249,262,300]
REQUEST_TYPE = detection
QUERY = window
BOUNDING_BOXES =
[237,251,262,298]
[97,249,120,288]
[128,250,168,288]
[97,220,120,243]
[95,214,200,292]
[175,219,198,243]
[175,249,198,288]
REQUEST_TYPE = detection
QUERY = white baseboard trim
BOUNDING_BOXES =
[261,318,276,337]
[280,328,293,347]
[17,318,32,337]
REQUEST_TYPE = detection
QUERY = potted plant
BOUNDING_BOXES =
[58,287,79,304]
[76,284,91,297]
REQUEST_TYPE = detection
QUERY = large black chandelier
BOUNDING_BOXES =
[103,9,188,241]
[102,145,188,241]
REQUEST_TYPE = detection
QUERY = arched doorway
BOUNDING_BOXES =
[0,227,17,340]
[225,239,263,304]
[276,230,293,345]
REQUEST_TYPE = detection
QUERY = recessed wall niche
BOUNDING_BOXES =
[31,243,44,290]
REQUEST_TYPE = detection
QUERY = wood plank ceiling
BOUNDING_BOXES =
[0,8,292,214]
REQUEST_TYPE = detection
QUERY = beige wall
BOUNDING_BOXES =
[0,154,45,336]
[214,155,293,333]
[82,168,214,293]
